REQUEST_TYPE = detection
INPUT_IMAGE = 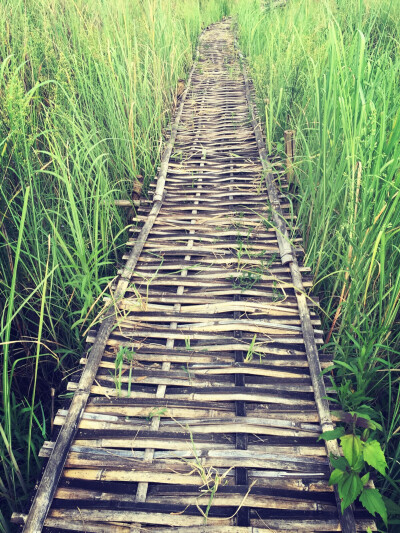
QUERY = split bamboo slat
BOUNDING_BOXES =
[15,20,376,532]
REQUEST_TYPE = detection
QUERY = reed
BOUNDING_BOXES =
[235,0,400,528]
[0,0,229,526]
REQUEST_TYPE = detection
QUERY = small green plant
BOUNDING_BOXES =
[114,346,135,398]
[244,334,260,363]
[125,350,135,398]
[171,150,183,161]
[181,364,193,386]
[231,270,261,291]
[146,407,168,421]
[264,253,277,269]
[177,424,256,522]
[185,337,192,351]
[182,427,231,522]
[319,413,387,525]
[271,280,284,302]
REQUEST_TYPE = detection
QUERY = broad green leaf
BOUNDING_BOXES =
[338,472,363,512]
[359,488,387,526]
[361,472,370,486]
[363,440,387,476]
[367,420,383,432]
[318,427,345,441]
[329,453,349,471]
[349,410,372,421]
[348,410,383,432]
[352,453,365,474]
[329,469,345,485]
[340,434,364,467]
[383,496,400,514]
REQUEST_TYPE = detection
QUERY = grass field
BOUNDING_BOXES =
[0,0,228,527]
[234,0,400,528]
[1,0,399,529]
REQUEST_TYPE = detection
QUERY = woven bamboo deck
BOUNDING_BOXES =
[15,20,376,533]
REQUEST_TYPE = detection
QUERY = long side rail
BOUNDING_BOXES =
[21,31,205,533]
[237,44,357,533]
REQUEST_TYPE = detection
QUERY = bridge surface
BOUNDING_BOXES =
[15,20,375,533]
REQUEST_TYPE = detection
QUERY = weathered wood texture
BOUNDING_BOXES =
[16,20,375,533]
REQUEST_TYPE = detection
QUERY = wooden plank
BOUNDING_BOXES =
[11,514,378,532]
[48,449,328,473]
[81,358,311,379]
[41,440,326,457]
[53,411,321,436]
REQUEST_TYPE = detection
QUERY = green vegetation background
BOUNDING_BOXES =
[1,0,399,530]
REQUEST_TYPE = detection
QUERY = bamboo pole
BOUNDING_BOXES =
[238,58,293,265]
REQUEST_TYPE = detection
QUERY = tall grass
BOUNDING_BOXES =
[235,0,400,527]
[0,0,229,526]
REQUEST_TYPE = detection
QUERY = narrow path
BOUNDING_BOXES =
[16,21,375,533]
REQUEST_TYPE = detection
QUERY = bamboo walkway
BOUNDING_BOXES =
[15,20,376,533]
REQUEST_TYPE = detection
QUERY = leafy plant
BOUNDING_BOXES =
[231,270,261,291]
[271,280,284,302]
[319,413,387,524]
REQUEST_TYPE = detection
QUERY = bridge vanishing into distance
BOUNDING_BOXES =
[14,19,375,533]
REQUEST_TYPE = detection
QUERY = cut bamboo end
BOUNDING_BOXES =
[114,199,141,207]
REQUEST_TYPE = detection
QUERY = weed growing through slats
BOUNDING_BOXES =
[146,407,167,421]
[232,270,261,291]
[181,430,232,522]
[113,346,136,398]
[271,281,285,303]
[244,334,258,363]
[185,337,192,351]
[174,423,257,523]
